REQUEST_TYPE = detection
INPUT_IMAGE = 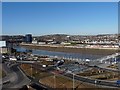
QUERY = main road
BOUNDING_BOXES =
[63,72,120,88]
[4,60,119,89]
[2,62,31,89]
[15,60,120,88]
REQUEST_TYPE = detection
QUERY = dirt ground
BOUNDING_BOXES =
[77,68,119,80]
[20,64,53,79]
[39,75,100,89]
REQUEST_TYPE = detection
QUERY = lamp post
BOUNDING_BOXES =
[53,59,56,89]
[94,80,97,87]
[115,57,117,64]
[35,63,38,74]
[54,73,56,88]
[31,64,32,78]
[72,73,75,90]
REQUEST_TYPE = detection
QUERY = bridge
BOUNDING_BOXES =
[95,53,120,62]
[88,53,120,66]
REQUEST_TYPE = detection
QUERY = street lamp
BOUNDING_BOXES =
[53,60,56,88]
[94,80,97,86]
[31,64,33,78]
[73,73,75,90]
[35,63,38,74]
[54,73,56,88]
[115,57,117,64]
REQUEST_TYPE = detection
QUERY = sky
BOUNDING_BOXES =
[0,2,2,36]
[2,2,118,36]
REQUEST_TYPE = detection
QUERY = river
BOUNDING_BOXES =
[15,46,104,60]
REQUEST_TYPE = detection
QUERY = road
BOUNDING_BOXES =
[2,62,31,89]
[16,61,120,88]
[3,60,119,89]
[46,65,120,88]
[27,76,53,90]
[63,72,120,88]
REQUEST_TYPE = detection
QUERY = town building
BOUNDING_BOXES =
[0,41,9,54]
[25,34,32,43]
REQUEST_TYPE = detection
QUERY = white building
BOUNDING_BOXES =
[32,40,38,44]
[0,41,6,47]
[0,41,8,54]
[38,42,46,45]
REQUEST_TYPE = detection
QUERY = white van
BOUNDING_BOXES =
[9,56,17,61]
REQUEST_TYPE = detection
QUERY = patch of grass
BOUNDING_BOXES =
[107,64,118,69]
[20,64,53,79]
[77,68,119,80]
[40,75,97,89]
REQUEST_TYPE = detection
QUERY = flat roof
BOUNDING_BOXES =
[0,41,6,47]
